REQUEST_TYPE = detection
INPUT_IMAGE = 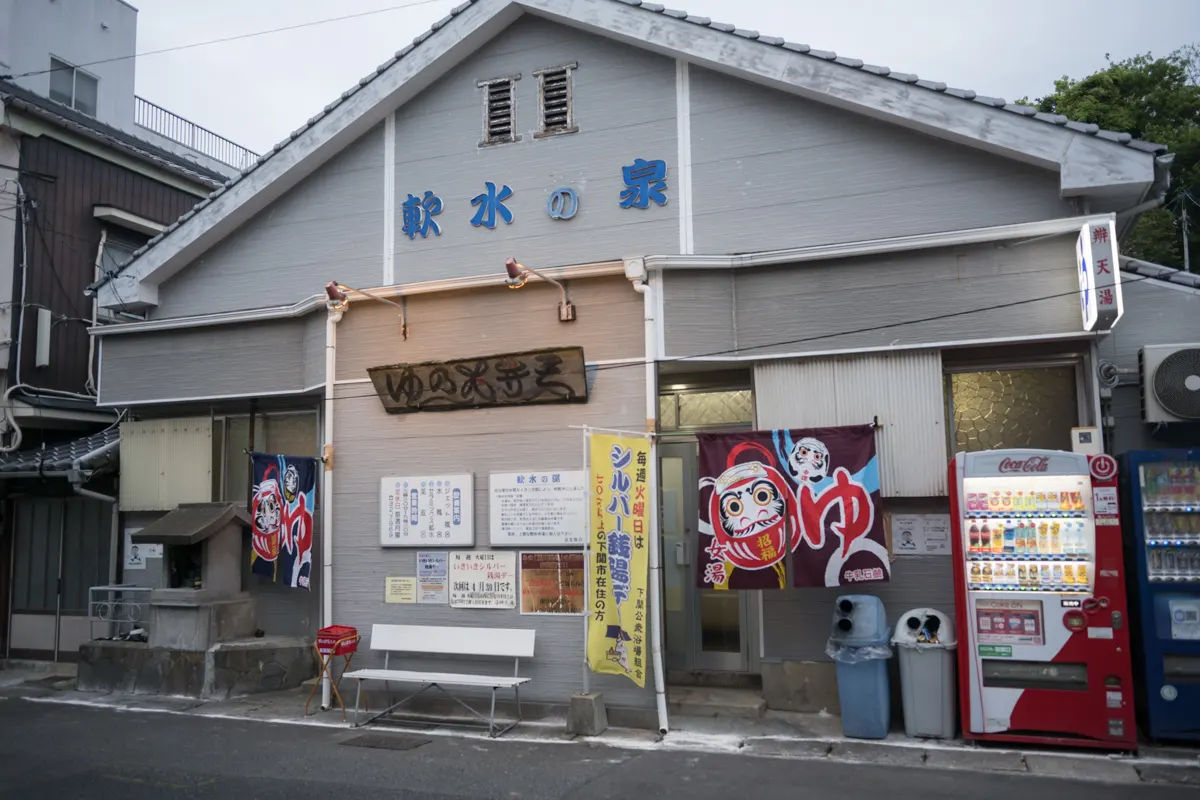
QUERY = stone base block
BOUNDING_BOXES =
[761,661,840,713]
[566,692,609,736]
[77,636,316,699]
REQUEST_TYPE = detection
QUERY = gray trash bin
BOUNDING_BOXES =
[891,607,957,739]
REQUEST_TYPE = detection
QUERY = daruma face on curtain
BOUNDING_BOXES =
[707,441,798,572]
[252,466,283,562]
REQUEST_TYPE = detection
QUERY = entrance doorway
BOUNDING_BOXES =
[659,441,750,673]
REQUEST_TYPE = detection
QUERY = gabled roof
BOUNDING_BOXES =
[95,0,1169,309]
[0,426,119,476]
[0,79,227,188]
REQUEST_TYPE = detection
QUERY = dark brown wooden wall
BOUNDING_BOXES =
[13,136,204,392]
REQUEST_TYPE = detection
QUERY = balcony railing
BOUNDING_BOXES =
[134,95,259,171]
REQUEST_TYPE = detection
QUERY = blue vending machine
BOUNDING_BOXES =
[1122,449,1200,742]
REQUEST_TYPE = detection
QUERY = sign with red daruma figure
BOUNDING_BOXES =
[697,425,890,590]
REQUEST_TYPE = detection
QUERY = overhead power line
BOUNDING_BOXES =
[0,0,450,81]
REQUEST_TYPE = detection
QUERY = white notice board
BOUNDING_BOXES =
[488,470,586,547]
[449,551,517,608]
[380,474,474,547]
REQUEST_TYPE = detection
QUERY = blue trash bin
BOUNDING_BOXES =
[826,594,892,740]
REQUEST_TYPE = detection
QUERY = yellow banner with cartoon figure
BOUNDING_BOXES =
[586,432,651,688]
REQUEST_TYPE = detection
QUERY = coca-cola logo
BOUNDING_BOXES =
[998,456,1050,473]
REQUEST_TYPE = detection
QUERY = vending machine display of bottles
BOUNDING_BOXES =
[1122,450,1200,743]
[961,485,1093,593]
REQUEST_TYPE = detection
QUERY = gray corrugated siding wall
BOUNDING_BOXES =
[97,318,318,405]
[389,16,677,281]
[754,353,954,660]
[754,352,948,497]
[303,313,327,389]
[330,277,653,708]
[663,236,1083,360]
[1098,280,1200,454]
[688,67,1073,255]
[152,124,385,319]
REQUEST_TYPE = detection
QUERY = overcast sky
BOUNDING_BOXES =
[131,0,1199,154]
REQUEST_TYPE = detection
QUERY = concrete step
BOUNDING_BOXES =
[668,686,766,719]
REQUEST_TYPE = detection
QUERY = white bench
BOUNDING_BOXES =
[343,623,536,737]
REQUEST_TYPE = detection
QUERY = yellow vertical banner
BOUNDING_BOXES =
[587,432,651,688]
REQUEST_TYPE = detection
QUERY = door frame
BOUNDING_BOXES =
[660,439,760,674]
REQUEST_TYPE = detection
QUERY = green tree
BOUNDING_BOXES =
[1024,47,1200,271]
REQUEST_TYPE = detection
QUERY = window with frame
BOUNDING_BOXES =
[478,74,520,146]
[534,63,578,137]
[213,412,320,503]
[947,365,1081,453]
[48,56,98,116]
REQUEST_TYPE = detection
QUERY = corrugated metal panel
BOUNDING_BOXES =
[119,418,213,511]
[690,66,1072,256]
[755,350,947,496]
[98,319,314,405]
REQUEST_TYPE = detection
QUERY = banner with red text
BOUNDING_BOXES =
[697,425,889,589]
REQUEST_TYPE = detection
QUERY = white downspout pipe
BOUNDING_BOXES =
[320,303,342,710]
[628,258,669,735]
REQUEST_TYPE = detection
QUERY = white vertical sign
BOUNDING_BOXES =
[1077,219,1122,331]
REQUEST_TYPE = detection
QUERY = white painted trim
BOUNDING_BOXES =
[383,111,397,286]
[518,0,1153,193]
[103,0,520,294]
[662,330,1101,364]
[100,0,1155,310]
[92,206,166,236]
[651,268,666,361]
[645,214,1116,272]
[95,382,327,408]
[674,59,693,256]
[92,259,627,335]
[334,378,373,386]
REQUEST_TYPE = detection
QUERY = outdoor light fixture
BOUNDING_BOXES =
[325,280,408,340]
[504,258,577,322]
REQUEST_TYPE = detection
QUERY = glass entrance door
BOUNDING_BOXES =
[660,442,748,672]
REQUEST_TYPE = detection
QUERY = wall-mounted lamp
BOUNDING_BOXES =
[324,281,408,340]
[504,258,577,322]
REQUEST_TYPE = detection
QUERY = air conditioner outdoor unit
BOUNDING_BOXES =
[1140,344,1200,423]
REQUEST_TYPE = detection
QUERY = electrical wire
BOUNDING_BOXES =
[0,0,452,81]
[296,269,1167,407]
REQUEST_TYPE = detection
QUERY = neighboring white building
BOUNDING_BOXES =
[0,0,257,177]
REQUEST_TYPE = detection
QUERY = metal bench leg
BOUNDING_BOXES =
[489,688,498,738]
[353,679,362,728]
[514,684,521,724]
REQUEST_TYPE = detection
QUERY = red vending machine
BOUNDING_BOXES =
[949,449,1136,750]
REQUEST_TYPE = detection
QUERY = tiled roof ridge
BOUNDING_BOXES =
[1122,257,1200,290]
[111,0,1169,281]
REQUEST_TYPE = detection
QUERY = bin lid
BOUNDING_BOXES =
[829,594,890,646]
[891,607,956,648]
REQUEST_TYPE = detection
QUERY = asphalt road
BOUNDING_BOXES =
[0,699,1192,800]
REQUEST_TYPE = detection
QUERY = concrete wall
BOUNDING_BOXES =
[662,235,1084,360]
[1098,278,1200,454]
[688,66,1073,255]
[3,0,137,129]
[330,275,653,709]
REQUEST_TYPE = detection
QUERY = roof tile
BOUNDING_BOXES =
[100,0,1169,286]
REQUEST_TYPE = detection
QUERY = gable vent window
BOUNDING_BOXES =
[478,74,521,146]
[535,63,578,138]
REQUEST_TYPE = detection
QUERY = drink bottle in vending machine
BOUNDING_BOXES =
[950,449,1136,750]
[1122,449,1200,743]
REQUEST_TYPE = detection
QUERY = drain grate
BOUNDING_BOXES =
[340,733,432,752]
